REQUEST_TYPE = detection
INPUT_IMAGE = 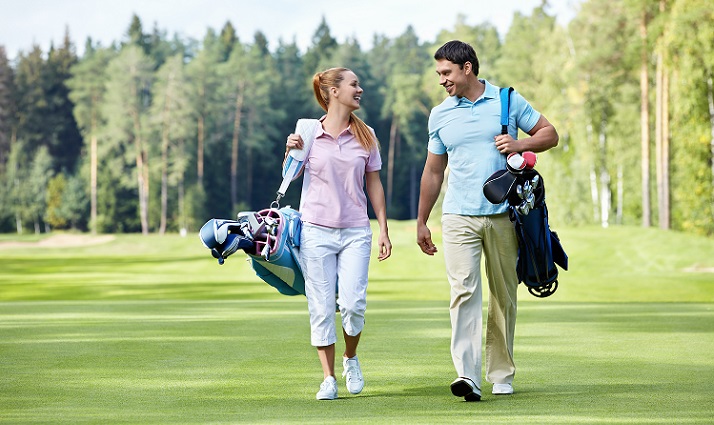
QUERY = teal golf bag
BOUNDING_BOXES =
[199,119,320,296]
[199,207,305,296]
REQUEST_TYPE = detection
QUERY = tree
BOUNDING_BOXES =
[103,45,154,234]
[126,14,150,53]
[186,29,224,191]
[654,0,671,230]
[149,54,192,234]
[629,0,659,228]
[303,16,338,75]
[371,27,430,218]
[45,173,68,229]
[67,44,114,234]
[13,45,47,159]
[5,140,29,233]
[666,0,714,234]
[568,0,640,227]
[27,146,53,233]
[0,46,14,173]
[219,35,285,212]
[44,29,82,173]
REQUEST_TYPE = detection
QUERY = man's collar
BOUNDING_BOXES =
[449,79,497,106]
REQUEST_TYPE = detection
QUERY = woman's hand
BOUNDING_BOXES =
[285,133,304,154]
[377,231,392,261]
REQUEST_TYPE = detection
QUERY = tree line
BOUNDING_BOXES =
[0,0,712,236]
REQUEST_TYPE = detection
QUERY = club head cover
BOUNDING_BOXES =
[506,152,526,172]
[522,151,537,169]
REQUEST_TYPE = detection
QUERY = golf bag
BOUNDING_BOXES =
[482,87,568,298]
[198,119,321,296]
[199,207,305,296]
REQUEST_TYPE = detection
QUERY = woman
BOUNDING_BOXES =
[285,67,391,400]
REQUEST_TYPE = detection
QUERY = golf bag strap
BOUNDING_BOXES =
[500,86,514,135]
[276,119,320,202]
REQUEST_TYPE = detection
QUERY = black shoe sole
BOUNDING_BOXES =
[464,392,481,402]
[451,378,481,401]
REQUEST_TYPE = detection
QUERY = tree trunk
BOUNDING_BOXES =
[132,111,149,235]
[590,167,599,223]
[90,104,98,235]
[639,10,651,227]
[707,75,714,221]
[179,176,185,235]
[136,147,149,235]
[178,139,186,235]
[386,117,398,209]
[587,124,599,222]
[598,119,610,228]
[655,37,664,230]
[160,128,169,235]
[655,0,670,230]
[246,146,253,208]
[231,87,245,210]
[159,93,172,235]
[15,212,22,234]
[410,163,417,219]
[661,69,670,229]
[616,164,623,225]
[197,114,204,188]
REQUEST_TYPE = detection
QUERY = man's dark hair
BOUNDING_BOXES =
[434,40,480,76]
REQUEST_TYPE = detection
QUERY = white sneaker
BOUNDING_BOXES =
[342,356,364,394]
[492,383,514,395]
[316,376,338,400]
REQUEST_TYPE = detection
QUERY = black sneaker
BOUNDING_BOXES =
[450,377,481,401]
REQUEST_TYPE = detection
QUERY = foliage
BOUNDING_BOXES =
[0,4,712,235]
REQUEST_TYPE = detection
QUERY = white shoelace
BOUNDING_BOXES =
[344,359,362,382]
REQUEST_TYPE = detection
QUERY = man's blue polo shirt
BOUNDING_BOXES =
[428,79,541,216]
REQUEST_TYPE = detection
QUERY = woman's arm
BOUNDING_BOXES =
[365,171,392,261]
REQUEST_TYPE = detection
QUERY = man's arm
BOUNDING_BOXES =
[494,115,559,154]
[416,152,448,255]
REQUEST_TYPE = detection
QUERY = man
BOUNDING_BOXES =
[416,40,558,402]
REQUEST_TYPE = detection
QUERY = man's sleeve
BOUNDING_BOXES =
[513,91,542,133]
[427,112,447,155]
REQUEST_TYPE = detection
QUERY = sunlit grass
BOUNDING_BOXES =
[0,223,713,423]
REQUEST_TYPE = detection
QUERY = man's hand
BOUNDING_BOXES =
[416,222,438,255]
[494,133,518,154]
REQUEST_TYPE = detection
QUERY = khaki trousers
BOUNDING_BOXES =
[441,213,519,390]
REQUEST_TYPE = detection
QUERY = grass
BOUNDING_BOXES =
[0,221,713,424]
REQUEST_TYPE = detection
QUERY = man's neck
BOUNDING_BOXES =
[461,78,485,103]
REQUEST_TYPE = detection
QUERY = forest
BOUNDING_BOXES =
[0,0,712,236]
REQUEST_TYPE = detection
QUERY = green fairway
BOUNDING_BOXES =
[1,223,713,424]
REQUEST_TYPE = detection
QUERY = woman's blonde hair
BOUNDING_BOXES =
[312,67,378,151]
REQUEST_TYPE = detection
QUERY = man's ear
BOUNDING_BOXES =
[464,61,472,75]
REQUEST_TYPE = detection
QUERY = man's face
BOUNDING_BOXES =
[435,59,470,97]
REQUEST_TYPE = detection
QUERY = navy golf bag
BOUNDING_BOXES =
[482,86,568,298]
[484,167,568,298]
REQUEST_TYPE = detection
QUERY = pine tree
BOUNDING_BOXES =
[67,45,114,234]
[0,46,15,173]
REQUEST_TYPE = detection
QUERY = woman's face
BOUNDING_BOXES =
[332,70,363,111]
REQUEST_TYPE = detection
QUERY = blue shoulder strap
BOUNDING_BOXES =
[500,87,514,135]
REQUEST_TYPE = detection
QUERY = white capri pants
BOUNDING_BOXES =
[300,223,372,347]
